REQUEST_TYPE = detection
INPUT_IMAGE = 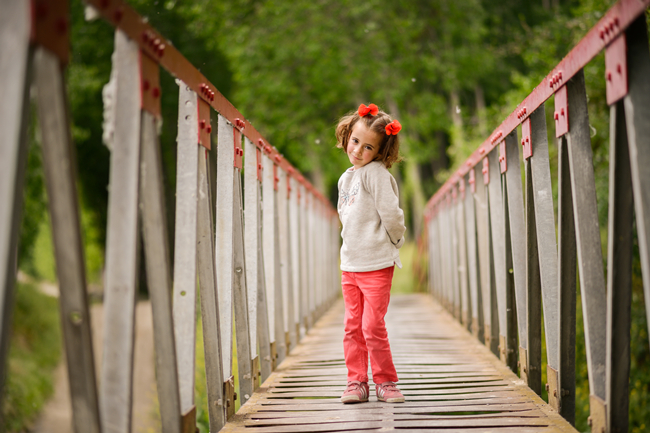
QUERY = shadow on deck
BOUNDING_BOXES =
[222,294,577,432]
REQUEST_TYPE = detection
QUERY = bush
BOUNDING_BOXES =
[1,283,61,432]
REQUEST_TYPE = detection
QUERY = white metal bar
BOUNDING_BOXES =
[262,152,277,347]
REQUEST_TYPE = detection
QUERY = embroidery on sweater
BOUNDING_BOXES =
[340,182,360,207]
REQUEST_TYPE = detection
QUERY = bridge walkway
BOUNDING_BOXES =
[222,294,577,432]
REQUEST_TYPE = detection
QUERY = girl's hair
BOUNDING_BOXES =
[335,106,402,169]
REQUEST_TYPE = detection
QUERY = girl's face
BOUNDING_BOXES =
[347,121,382,169]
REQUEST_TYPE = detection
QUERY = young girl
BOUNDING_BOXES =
[336,103,406,404]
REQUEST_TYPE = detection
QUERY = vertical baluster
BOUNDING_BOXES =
[278,169,294,353]
[524,153,542,395]
[439,202,448,307]
[139,110,183,432]
[564,69,607,425]
[557,133,577,423]
[527,106,562,406]
[475,163,493,348]
[245,138,272,382]
[605,99,633,433]
[624,15,650,351]
[427,215,437,297]
[262,149,278,365]
[289,176,302,342]
[300,186,310,331]
[232,163,254,404]
[34,47,101,432]
[450,194,461,319]
[101,30,141,433]
[487,149,508,362]
[308,194,316,324]
[501,165,518,372]
[215,114,237,412]
[465,172,482,338]
[173,84,200,425]
[0,0,31,404]
[457,182,470,328]
[504,130,528,379]
[196,145,227,429]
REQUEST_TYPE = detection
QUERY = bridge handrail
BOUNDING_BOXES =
[424,0,650,431]
[0,1,340,432]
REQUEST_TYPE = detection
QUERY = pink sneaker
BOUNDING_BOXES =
[376,382,405,403]
[341,381,369,404]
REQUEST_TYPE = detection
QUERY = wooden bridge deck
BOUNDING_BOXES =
[222,294,578,432]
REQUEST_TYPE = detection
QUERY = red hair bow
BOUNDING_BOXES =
[385,120,402,135]
[358,103,379,117]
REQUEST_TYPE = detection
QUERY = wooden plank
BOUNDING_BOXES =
[624,14,650,352]
[528,106,560,373]
[605,100,633,431]
[277,169,295,351]
[565,69,607,401]
[244,137,272,382]
[216,114,235,378]
[474,171,491,346]
[223,294,578,433]
[196,145,227,430]
[557,135,577,422]
[34,47,101,433]
[504,131,528,358]
[139,110,183,433]
[173,83,200,415]
[487,149,508,352]
[524,159,542,395]
[289,175,302,343]
[232,171,255,403]
[263,151,285,363]
[244,137,259,360]
[100,30,142,433]
[0,0,31,403]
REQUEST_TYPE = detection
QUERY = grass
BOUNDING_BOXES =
[1,282,62,432]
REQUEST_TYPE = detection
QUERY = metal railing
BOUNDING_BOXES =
[0,1,340,432]
[424,1,650,431]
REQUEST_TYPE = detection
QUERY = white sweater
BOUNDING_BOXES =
[337,161,406,272]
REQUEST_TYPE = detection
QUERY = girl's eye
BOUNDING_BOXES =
[365,146,372,150]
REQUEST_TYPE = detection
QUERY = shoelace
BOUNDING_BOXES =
[346,382,362,392]
[380,383,399,392]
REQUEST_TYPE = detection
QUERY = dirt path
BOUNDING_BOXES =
[33,300,160,433]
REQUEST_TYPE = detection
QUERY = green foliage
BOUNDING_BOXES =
[1,283,61,432]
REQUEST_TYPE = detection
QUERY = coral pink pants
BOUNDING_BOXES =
[341,266,398,385]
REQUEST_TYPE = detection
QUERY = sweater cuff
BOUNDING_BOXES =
[394,237,405,249]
